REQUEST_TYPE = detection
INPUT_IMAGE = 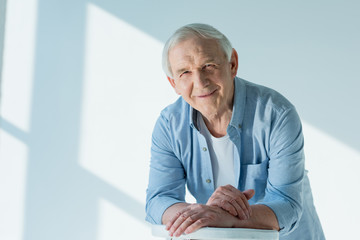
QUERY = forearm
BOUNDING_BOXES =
[234,204,279,231]
[162,202,190,225]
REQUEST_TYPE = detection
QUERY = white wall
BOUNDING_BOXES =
[0,1,359,239]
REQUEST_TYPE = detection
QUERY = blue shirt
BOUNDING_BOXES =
[146,77,325,239]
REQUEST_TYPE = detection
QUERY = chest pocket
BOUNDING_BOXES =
[239,159,269,203]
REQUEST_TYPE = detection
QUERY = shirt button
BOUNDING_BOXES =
[202,147,207,151]
[238,124,242,129]
[206,179,211,183]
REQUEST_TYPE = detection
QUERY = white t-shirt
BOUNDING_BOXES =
[198,114,236,189]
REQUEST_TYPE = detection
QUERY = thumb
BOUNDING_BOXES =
[243,189,255,200]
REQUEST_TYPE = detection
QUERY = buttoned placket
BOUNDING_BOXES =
[196,131,215,192]
[227,123,242,190]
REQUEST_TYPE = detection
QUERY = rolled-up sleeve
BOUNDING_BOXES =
[145,114,186,224]
[258,107,305,235]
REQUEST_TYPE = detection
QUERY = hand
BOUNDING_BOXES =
[166,204,238,237]
[206,185,255,220]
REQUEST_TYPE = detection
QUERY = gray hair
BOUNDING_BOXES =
[162,23,233,78]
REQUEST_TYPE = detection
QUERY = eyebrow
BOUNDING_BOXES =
[204,58,216,63]
[175,68,188,76]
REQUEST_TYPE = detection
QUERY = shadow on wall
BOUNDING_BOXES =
[12,0,358,240]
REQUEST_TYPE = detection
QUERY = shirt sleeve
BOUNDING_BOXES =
[145,114,186,224]
[257,107,305,236]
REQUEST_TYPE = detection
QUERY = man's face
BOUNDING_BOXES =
[167,37,238,117]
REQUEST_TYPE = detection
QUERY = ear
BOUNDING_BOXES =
[167,76,181,95]
[230,48,239,78]
[167,76,176,88]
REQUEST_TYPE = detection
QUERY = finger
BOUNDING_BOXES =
[224,186,252,218]
[216,185,241,198]
[209,198,238,216]
[210,195,248,220]
[183,218,210,235]
[234,193,251,219]
[243,189,255,215]
[229,197,249,220]
[169,209,198,236]
[211,190,248,219]
[214,186,252,219]
[168,212,189,236]
[173,214,196,237]
[217,187,250,219]
[166,211,182,231]
[243,189,255,200]
[172,206,210,237]
[173,209,210,237]
[222,184,239,193]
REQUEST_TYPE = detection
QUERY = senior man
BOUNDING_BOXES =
[145,23,325,239]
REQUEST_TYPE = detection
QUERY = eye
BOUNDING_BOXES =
[203,64,215,69]
[179,71,190,77]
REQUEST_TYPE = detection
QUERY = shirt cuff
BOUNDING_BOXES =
[257,200,298,235]
[146,196,185,224]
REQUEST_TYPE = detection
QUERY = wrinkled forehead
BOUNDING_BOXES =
[169,37,225,62]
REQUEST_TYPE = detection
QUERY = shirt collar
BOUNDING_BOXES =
[189,103,198,130]
[189,76,246,131]
[229,76,246,131]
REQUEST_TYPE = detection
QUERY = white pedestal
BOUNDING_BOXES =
[151,225,279,240]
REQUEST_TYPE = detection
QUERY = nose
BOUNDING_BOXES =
[193,70,209,88]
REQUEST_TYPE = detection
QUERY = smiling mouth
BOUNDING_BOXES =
[197,89,217,98]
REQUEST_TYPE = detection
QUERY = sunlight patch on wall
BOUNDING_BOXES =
[0,131,28,240]
[0,0,38,239]
[97,198,158,240]
[0,0,38,133]
[79,4,177,205]
[302,121,360,240]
